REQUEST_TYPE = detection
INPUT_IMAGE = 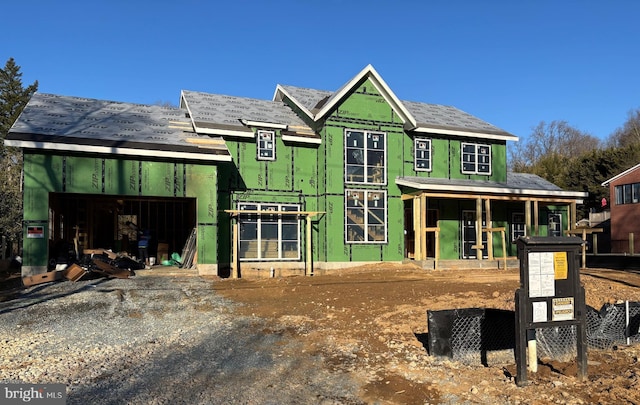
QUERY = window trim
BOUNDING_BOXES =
[238,202,300,261]
[256,130,276,161]
[344,129,387,185]
[461,142,491,175]
[344,189,387,244]
[414,137,432,172]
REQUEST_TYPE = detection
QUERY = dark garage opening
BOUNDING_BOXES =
[48,193,196,266]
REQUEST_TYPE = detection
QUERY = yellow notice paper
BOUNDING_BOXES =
[554,251,568,280]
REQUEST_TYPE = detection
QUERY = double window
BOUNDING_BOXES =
[257,130,275,161]
[461,143,491,175]
[345,190,387,243]
[614,183,640,204]
[414,138,431,171]
[238,203,300,260]
[345,129,386,184]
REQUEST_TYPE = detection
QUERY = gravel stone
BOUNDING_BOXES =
[0,275,363,404]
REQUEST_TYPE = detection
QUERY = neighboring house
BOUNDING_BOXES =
[5,65,588,277]
[601,163,640,253]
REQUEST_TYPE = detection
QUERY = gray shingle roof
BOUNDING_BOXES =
[7,93,230,159]
[277,85,332,113]
[402,100,512,136]
[396,172,587,198]
[181,90,312,130]
[278,84,512,137]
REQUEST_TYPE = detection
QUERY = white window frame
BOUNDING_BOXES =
[238,203,300,261]
[461,142,491,175]
[345,129,387,185]
[414,138,432,172]
[257,130,276,161]
[345,189,387,243]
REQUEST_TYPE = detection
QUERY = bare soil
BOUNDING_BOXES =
[212,264,640,404]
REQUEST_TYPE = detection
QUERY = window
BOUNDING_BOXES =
[345,190,386,243]
[414,138,431,171]
[461,143,491,175]
[614,182,640,204]
[345,130,386,184]
[257,130,275,161]
[238,203,300,260]
[548,213,562,237]
[511,212,526,242]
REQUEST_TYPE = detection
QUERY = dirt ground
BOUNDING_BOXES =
[212,263,640,405]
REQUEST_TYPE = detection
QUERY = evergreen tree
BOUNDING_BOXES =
[0,57,38,256]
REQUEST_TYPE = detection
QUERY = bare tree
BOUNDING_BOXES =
[607,108,640,148]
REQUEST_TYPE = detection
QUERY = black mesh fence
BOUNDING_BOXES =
[427,302,640,365]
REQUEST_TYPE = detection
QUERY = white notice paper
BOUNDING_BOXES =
[532,301,548,323]
[528,252,556,297]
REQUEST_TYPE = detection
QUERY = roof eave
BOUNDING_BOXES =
[410,125,518,141]
[273,85,315,121]
[4,139,232,162]
[395,178,588,199]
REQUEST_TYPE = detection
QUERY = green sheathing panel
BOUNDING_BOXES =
[22,153,62,267]
[403,136,450,178]
[141,161,178,197]
[318,78,406,263]
[185,164,218,265]
[66,156,105,194]
[104,159,139,196]
[435,199,464,260]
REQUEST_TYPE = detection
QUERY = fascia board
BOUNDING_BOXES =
[395,178,588,198]
[240,119,288,130]
[281,134,322,144]
[195,126,255,138]
[601,163,640,186]
[412,126,518,141]
[273,85,315,120]
[5,139,232,162]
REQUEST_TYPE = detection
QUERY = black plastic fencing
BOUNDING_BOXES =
[427,302,640,365]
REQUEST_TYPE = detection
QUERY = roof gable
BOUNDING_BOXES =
[275,64,517,141]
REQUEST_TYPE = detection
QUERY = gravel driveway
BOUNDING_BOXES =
[0,274,363,404]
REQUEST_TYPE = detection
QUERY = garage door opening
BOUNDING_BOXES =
[48,193,196,266]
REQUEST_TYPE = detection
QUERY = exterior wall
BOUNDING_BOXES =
[217,127,320,274]
[609,167,640,253]
[21,151,218,276]
[317,78,406,264]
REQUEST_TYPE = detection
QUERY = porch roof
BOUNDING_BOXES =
[396,172,588,200]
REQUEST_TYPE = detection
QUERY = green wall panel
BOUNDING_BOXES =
[141,161,175,197]
[23,153,60,220]
[323,195,349,262]
[186,164,217,223]
[382,197,404,260]
[197,225,217,264]
[293,146,318,194]
[22,223,48,267]
[66,156,104,194]
[104,159,140,196]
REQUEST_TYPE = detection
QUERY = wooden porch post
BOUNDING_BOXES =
[306,214,312,276]
[485,198,493,260]
[232,219,239,279]
[533,200,539,236]
[525,200,532,237]
[421,195,427,261]
[413,196,422,261]
[476,198,483,260]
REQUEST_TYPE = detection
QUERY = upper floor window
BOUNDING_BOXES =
[614,183,640,204]
[257,130,275,161]
[414,138,431,172]
[345,129,386,184]
[461,143,491,175]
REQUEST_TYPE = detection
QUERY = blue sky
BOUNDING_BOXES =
[3,1,640,142]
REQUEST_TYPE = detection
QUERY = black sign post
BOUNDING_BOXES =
[515,236,587,386]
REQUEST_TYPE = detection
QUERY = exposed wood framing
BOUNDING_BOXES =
[566,227,603,269]
[224,209,325,278]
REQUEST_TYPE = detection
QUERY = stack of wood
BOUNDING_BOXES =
[180,228,197,269]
